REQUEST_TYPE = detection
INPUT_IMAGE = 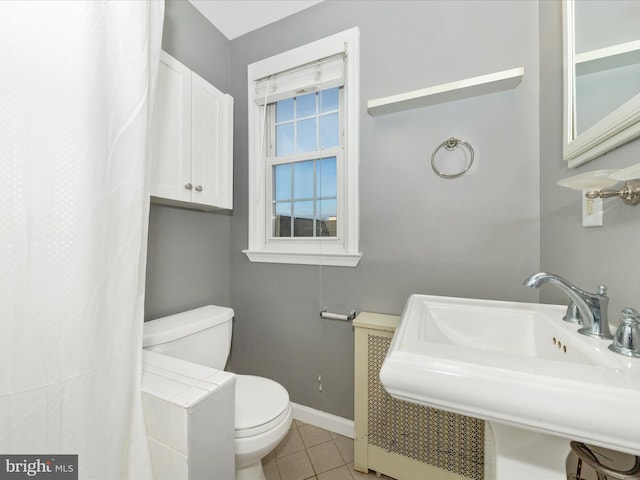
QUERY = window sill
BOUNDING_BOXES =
[242,249,362,267]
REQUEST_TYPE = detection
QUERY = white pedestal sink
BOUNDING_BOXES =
[380,294,640,479]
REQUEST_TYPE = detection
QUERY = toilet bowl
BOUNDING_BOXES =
[143,305,292,480]
[235,375,292,480]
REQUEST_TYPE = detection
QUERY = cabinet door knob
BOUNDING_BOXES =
[195,185,203,192]
[185,183,193,190]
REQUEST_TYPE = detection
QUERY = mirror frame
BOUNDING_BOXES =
[563,0,640,169]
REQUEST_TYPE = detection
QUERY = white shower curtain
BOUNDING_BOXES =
[0,1,164,478]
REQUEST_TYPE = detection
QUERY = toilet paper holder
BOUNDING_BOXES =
[320,306,356,322]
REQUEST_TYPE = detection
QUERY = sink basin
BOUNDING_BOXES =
[420,298,601,365]
[380,294,640,456]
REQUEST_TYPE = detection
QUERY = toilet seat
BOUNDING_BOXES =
[235,375,290,439]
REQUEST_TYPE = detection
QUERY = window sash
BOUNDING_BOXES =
[265,149,343,243]
[268,87,343,158]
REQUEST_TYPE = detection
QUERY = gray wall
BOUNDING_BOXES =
[144,0,232,321]
[539,1,640,322]
[145,0,640,422]
[228,1,541,419]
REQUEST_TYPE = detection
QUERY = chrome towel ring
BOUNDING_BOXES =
[431,137,474,179]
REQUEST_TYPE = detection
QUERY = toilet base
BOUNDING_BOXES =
[235,461,266,480]
[235,404,292,480]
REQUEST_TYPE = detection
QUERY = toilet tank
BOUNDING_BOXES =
[143,305,233,370]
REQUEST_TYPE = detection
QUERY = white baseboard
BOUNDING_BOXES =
[290,402,354,439]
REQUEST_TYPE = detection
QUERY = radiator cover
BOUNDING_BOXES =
[354,312,485,480]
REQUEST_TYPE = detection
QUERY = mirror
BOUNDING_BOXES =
[563,0,640,168]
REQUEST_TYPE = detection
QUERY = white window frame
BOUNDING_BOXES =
[243,27,361,267]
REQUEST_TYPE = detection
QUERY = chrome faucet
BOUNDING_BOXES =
[523,272,613,339]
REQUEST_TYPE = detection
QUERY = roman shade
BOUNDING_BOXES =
[254,52,345,105]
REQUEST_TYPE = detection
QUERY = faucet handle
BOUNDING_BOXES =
[609,308,640,358]
[563,301,583,324]
[597,285,608,296]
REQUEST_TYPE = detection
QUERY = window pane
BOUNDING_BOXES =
[318,198,336,219]
[320,88,339,113]
[274,202,292,237]
[316,157,336,198]
[319,113,339,150]
[293,201,314,237]
[293,160,314,199]
[275,201,292,217]
[276,123,294,156]
[276,97,294,123]
[297,118,317,153]
[317,198,337,237]
[273,164,292,201]
[296,92,317,118]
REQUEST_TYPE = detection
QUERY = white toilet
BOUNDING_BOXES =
[143,305,292,480]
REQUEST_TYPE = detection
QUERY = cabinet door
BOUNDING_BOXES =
[150,52,192,202]
[191,71,233,209]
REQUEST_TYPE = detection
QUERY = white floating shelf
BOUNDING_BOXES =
[576,40,640,76]
[367,67,524,117]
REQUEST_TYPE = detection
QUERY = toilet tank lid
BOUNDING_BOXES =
[143,305,234,348]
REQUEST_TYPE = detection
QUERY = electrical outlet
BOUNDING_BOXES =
[582,190,603,227]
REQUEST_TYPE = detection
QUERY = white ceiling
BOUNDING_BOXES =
[188,0,324,40]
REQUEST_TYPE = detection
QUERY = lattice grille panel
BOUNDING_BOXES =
[367,333,485,480]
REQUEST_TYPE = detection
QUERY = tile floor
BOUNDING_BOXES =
[262,420,394,480]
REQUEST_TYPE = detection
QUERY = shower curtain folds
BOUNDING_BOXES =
[0,1,164,478]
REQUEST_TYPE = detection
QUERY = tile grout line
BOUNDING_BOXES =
[268,421,387,480]
[303,438,317,479]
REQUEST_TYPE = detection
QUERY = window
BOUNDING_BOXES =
[244,28,361,267]
[271,88,339,239]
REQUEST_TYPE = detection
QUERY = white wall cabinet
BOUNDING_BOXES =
[151,51,233,210]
